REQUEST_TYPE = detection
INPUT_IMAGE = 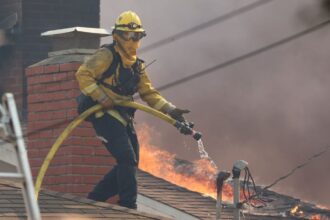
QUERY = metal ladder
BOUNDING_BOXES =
[0,93,41,220]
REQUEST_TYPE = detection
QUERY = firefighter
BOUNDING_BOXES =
[75,10,190,209]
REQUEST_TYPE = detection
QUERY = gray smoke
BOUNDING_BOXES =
[101,0,330,207]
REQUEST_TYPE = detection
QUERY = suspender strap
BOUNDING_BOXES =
[98,44,119,83]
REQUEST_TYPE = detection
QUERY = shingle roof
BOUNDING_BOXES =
[1,170,329,220]
[0,184,172,220]
[137,170,330,220]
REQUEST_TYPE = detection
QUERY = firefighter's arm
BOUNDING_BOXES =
[75,48,113,107]
[137,69,176,114]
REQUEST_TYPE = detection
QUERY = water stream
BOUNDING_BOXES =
[197,139,218,170]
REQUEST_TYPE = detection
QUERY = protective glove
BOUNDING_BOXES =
[91,88,114,110]
[169,108,190,122]
[98,95,114,109]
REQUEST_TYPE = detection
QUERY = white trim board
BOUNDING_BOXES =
[137,194,200,220]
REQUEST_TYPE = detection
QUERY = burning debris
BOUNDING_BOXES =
[291,204,330,220]
[239,187,330,219]
[291,205,304,217]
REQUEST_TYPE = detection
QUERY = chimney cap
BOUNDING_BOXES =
[41,27,110,53]
[41,27,110,38]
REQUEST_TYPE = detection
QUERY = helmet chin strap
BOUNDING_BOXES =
[113,35,138,68]
[115,39,132,60]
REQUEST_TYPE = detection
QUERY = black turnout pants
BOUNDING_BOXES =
[87,113,139,209]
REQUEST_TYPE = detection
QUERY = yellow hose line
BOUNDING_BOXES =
[34,101,176,200]
[117,100,176,125]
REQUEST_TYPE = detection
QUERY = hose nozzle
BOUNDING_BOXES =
[192,132,202,141]
[174,121,202,141]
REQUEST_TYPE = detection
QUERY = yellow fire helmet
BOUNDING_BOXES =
[113,11,145,33]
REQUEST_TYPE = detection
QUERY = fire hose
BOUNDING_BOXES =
[34,100,202,200]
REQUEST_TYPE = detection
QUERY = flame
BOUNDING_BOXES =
[290,205,323,220]
[290,205,304,217]
[290,205,299,214]
[138,124,233,201]
[310,215,321,220]
[290,205,305,217]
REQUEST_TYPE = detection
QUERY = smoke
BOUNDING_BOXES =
[322,0,330,13]
[101,0,330,207]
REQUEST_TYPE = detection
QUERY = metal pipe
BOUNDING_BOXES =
[232,168,241,220]
[232,160,248,220]
[216,171,230,220]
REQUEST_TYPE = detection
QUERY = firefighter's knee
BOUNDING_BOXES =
[116,149,137,166]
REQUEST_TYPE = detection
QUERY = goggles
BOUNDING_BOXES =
[115,30,146,42]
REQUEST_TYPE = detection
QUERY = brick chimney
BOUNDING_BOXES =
[26,27,116,196]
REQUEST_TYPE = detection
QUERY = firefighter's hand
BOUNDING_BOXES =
[99,97,113,109]
[179,123,193,135]
[169,108,190,122]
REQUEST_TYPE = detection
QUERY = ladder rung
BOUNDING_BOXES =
[0,172,24,182]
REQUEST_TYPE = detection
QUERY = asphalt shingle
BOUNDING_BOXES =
[0,170,329,219]
[0,184,172,220]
